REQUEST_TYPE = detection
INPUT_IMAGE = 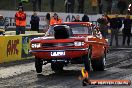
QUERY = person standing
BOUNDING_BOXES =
[0,15,5,35]
[98,0,103,14]
[91,0,98,13]
[15,6,26,35]
[77,0,85,13]
[64,0,75,13]
[30,12,40,33]
[70,0,75,13]
[117,0,127,14]
[50,0,55,12]
[32,0,42,12]
[50,13,62,25]
[110,14,122,46]
[45,13,51,32]
[72,15,81,22]
[38,0,42,11]
[82,11,89,22]
[106,0,112,14]
[97,15,109,38]
[45,13,51,26]
[122,15,132,46]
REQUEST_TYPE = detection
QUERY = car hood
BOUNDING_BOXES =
[31,36,86,43]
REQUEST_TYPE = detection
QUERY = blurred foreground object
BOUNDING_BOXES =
[79,68,91,86]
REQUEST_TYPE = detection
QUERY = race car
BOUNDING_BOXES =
[30,22,109,73]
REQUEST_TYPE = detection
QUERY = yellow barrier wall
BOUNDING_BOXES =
[0,35,22,63]
[0,33,44,63]
[0,36,5,63]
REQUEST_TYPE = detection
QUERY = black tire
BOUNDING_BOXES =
[83,46,92,71]
[35,58,43,73]
[51,63,64,71]
[92,54,106,71]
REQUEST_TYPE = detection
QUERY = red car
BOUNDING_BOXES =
[30,22,109,73]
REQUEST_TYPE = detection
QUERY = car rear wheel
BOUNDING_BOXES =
[83,46,92,71]
[51,63,64,71]
[92,54,106,71]
[35,58,43,73]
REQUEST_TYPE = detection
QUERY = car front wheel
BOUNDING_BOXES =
[35,58,43,73]
[83,46,92,71]
[92,54,106,71]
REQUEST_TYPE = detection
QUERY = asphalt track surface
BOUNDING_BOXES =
[1,21,132,88]
[0,48,132,88]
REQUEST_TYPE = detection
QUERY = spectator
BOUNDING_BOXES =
[30,12,40,33]
[117,0,127,14]
[91,0,98,13]
[64,0,75,13]
[77,0,85,13]
[98,0,103,14]
[106,0,112,14]
[50,13,62,25]
[122,15,132,46]
[32,0,42,12]
[45,13,51,26]
[15,6,26,35]
[50,0,55,12]
[97,14,109,38]
[0,15,5,35]
[82,11,89,22]
[110,14,122,46]
[111,0,118,14]
[0,15,4,26]
[72,15,81,22]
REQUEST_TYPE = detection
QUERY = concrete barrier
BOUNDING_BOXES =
[5,31,16,35]
[0,36,4,63]
[5,31,42,35]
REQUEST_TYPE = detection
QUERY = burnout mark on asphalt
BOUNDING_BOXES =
[0,63,50,78]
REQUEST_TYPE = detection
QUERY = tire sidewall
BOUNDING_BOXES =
[83,46,92,71]
[35,58,43,73]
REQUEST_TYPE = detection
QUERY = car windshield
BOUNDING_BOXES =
[46,24,93,36]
